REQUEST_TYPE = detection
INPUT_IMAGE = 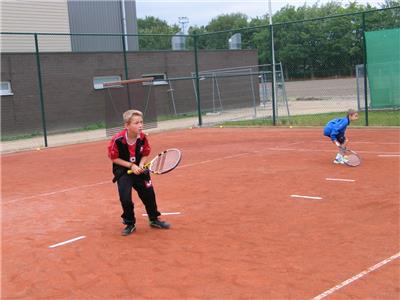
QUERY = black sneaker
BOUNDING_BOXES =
[121,224,136,236]
[149,219,170,229]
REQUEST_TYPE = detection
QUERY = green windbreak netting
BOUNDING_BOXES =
[365,28,400,109]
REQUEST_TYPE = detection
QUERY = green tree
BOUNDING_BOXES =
[187,25,208,49]
[137,2,399,79]
[247,17,270,65]
[137,16,180,50]
[272,2,370,79]
[202,13,249,49]
[364,3,400,31]
[379,0,400,8]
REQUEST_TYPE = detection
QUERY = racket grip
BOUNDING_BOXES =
[127,169,148,175]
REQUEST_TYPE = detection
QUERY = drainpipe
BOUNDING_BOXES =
[120,0,128,50]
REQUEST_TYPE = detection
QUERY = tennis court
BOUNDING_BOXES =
[2,127,399,299]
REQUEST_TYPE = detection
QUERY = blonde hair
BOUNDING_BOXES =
[347,109,358,116]
[123,109,143,124]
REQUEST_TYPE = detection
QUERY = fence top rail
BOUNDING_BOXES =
[0,32,189,38]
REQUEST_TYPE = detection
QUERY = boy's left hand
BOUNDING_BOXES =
[130,164,144,175]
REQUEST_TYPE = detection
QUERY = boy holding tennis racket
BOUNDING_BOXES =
[108,109,170,236]
[323,109,359,164]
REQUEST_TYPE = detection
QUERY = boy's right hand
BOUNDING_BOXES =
[130,164,144,175]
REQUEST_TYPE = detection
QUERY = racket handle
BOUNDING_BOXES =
[113,167,147,182]
[127,166,149,175]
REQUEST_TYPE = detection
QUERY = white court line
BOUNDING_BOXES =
[326,178,355,182]
[279,141,305,147]
[6,147,398,204]
[266,147,400,155]
[142,212,181,216]
[4,153,250,204]
[312,251,400,300]
[178,153,250,169]
[4,181,110,204]
[378,154,400,157]
[49,235,86,249]
[353,142,399,145]
[291,194,323,200]
[314,141,399,145]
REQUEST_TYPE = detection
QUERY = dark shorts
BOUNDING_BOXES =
[337,133,346,144]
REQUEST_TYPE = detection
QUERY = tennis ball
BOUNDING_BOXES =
[219,125,223,128]
[36,147,41,151]
[289,126,293,128]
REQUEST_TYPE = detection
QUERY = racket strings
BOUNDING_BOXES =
[346,153,361,166]
[153,153,166,173]
[150,150,181,174]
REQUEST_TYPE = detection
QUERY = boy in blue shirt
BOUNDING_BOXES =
[323,109,359,164]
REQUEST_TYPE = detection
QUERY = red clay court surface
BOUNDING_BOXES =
[2,127,399,300]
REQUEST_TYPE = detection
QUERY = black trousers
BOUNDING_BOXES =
[117,173,161,225]
[337,133,346,144]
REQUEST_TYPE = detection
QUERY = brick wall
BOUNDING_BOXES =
[1,50,258,136]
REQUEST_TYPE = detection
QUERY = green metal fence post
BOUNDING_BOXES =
[362,12,369,126]
[34,33,48,147]
[269,24,276,126]
[193,33,202,126]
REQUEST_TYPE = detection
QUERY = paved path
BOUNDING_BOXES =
[1,97,358,154]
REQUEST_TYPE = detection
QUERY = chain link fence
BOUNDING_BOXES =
[1,6,399,152]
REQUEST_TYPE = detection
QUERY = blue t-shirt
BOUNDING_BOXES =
[323,116,350,141]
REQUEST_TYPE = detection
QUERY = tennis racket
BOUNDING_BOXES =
[129,148,181,175]
[340,146,361,167]
[112,148,182,183]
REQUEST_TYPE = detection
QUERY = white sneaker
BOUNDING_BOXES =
[335,153,343,160]
[333,159,344,164]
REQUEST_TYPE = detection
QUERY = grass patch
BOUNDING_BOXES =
[354,110,400,126]
[82,122,106,131]
[222,110,400,127]
[1,131,43,142]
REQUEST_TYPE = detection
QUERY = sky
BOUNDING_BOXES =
[136,0,384,30]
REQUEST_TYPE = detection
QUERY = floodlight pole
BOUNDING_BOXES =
[178,17,189,34]
[269,0,277,125]
[120,0,128,51]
